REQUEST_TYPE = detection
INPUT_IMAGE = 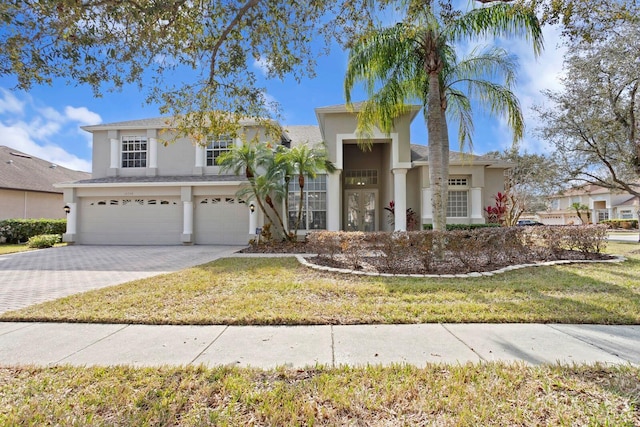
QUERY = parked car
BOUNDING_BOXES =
[516,219,544,226]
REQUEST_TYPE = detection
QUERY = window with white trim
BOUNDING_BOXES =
[447,191,468,217]
[206,135,233,166]
[447,176,469,217]
[121,136,148,168]
[288,175,327,230]
[620,210,633,219]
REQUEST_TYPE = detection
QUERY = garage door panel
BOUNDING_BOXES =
[194,196,249,245]
[79,198,181,245]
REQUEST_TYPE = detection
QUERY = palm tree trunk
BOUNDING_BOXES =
[440,105,450,225]
[265,194,291,241]
[293,174,305,235]
[427,72,446,232]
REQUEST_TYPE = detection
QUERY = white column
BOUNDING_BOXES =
[422,188,433,223]
[470,187,483,223]
[327,170,342,231]
[110,138,119,169]
[392,168,407,231]
[149,137,158,168]
[66,202,77,235]
[249,203,258,234]
[195,145,205,168]
[183,201,193,235]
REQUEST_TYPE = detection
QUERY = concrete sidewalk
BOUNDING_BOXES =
[1,322,638,368]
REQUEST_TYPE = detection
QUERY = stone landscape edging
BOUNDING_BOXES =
[295,254,627,278]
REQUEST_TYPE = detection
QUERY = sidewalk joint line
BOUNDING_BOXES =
[190,325,229,365]
[53,323,130,365]
[440,323,486,363]
[546,324,623,360]
[330,325,335,368]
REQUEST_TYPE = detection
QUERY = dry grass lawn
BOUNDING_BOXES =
[2,242,639,325]
[1,363,638,426]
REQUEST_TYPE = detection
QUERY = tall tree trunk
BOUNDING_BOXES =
[440,102,450,224]
[265,194,291,241]
[427,72,446,232]
[294,174,305,236]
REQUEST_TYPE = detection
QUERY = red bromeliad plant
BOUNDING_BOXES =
[384,200,418,231]
[485,192,508,224]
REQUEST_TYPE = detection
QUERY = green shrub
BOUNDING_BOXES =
[0,219,66,243]
[27,234,61,249]
[600,219,638,229]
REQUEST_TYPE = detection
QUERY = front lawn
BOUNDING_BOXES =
[1,364,638,425]
[0,244,32,255]
[0,243,66,255]
[2,242,639,325]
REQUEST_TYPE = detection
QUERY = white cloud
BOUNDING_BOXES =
[0,89,94,171]
[65,106,102,125]
[0,122,91,171]
[0,89,25,115]
[253,57,272,76]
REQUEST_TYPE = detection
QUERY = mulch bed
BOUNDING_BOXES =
[240,241,615,275]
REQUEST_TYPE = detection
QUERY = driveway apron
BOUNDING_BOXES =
[0,245,242,314]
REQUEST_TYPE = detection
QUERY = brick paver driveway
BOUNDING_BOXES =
[0,245,243,314]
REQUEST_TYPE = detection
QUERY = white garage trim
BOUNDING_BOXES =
[78,197,182,245]
[194,196,249,245]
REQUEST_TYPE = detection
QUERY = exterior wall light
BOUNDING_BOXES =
[249,203,255,213]
[63,205,71,214]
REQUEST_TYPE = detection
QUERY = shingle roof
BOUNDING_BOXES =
[64,174,247,186]
[0,146,90,193]
[284,125,324,147]
[82,115,270,132]
[410,144,506,165]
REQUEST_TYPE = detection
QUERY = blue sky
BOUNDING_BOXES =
[0,3,566,172]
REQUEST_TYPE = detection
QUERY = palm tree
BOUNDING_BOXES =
[281,144,336,235]
[217,141,281,232]
[344,2,542,231]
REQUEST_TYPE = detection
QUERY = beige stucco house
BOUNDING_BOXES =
[0,146,90,220]
[538,184,640,225]
[58,104,512,245]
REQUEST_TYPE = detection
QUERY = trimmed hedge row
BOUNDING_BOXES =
[307,225,609,274]
[600,219,638,229]
[422,223,500,230]
[0,219,66,244]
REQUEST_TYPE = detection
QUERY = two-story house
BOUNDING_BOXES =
[538,184,640,225]
[57,104,513,245]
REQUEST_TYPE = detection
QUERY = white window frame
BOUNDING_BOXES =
[620,210,633,219]
[447,190,468,217]
[288,175,327,231]
[447,176,469,218]
[121,136,148,168]
[206,135,233,166]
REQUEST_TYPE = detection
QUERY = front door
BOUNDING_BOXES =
[344,190,377,231]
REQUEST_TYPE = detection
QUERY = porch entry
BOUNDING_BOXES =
[344,189,378,232]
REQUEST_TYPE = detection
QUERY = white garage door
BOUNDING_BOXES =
[78,197,182,245]
[194,196,249,245]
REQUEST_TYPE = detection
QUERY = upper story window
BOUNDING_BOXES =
[206,135,233,166]
[121,136,147,168]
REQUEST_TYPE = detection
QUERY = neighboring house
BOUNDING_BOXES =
[57,104,512,245]
[0,146,90,220]
[538,184,640,225]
